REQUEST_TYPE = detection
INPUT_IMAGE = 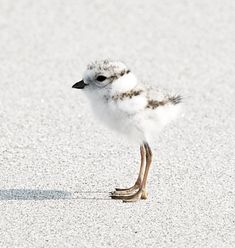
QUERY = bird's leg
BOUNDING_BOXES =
[110,145,146,196]
[139,143,153,200]
[116,143,153,203]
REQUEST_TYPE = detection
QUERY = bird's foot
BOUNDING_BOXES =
[114,184,139,191]
[140,190,148,200]
[110,189,147,202]
[110,184,139,196]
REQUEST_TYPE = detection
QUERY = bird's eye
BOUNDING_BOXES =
[96,75,107,82]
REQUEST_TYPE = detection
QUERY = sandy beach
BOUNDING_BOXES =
[0,1,234,247]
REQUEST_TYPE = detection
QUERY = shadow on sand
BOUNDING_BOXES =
[0,189,72,200]
[0,189,112,201]
[73,191,112,200]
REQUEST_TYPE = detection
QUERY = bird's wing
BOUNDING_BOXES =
[111,84,182,115]
[145,85,182,108]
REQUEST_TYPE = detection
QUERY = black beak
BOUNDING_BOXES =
[72,80,87,89]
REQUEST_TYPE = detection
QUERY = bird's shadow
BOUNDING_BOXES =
[0,189,111,201]
[73,191,112,200]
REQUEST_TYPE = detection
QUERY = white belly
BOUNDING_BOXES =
[86,91,181,144]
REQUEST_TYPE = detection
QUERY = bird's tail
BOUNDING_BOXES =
[168,95,182,105]
[156,95,182,127]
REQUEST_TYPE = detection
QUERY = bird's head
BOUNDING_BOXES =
[72,60,137,92]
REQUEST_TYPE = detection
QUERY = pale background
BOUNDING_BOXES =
[0,0,234,247]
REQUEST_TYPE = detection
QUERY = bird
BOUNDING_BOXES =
[72,59,182,202]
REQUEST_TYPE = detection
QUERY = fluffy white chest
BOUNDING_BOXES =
[85,90,163,143]
[88,92,142,129]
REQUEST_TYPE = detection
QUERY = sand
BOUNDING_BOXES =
[0,0,234,247]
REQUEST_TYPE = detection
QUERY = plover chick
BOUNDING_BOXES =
[72,59,182,202]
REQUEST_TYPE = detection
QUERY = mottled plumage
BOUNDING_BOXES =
[72,59,182,202]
